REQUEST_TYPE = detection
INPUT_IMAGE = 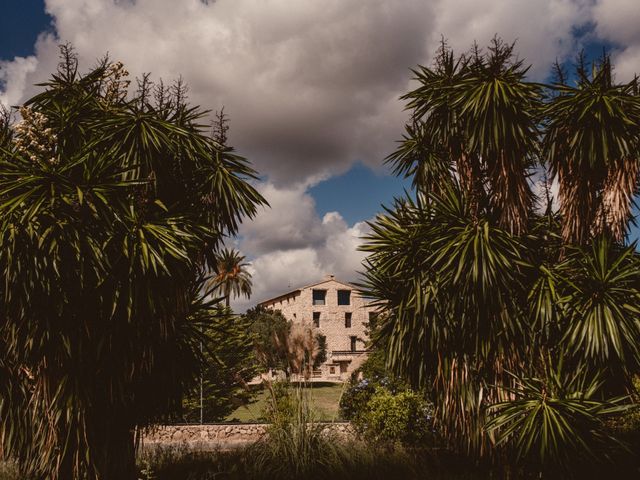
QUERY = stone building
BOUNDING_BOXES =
[258,275,376,381]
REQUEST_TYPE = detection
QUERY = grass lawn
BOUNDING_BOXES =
[225,382,347,422]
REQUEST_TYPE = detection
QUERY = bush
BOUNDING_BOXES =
[344,383,434,445]
[339,377,378,422]
[365,388,434,444]
[340,351,407,423]
[340,337,435,446]
[246,380,435,478]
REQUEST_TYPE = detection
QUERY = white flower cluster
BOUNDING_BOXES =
[103,61,130,104]
[13,107,58,165]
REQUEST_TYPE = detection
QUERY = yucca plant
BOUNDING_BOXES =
[560,239,640,374]
[361,39,640,469]
[396,37,541,233]
[486,362,629,471]
[0,46,266,479]
[544,55,640,244]
[360,182,531,455]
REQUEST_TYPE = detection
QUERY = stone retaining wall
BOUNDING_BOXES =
[143,423,354,450]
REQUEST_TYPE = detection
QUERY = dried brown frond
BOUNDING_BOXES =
[491,151,532,235]
[596,158,640,242]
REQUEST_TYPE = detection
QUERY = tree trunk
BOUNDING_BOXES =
[95,422,137,480]
[51,424,136,480]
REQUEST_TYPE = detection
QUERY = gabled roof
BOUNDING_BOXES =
[257,277,357,307]
[258,289,301,307]
[298,277,355,291]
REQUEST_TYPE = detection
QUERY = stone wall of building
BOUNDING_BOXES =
[142,423,354,450]
[259,276,375,380]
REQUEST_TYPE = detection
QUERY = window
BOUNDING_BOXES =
[329,366,336,374]
[350,336,357,352]
[368,311,378,329]
[337,289,351,305]
[313,312,320,328]
[344,312,352,328]
[312,289,326,305]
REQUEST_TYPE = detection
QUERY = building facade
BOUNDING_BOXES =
[258,275,376,381]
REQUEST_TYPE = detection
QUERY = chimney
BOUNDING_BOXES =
[324,274,335,281]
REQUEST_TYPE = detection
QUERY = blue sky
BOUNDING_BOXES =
[309,163,410,224]
[1,1,52,61]
[1,0,638,309]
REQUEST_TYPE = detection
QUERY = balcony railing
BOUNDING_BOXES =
[331,350,368,356]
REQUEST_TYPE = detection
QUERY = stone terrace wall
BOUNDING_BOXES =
[143,423,354,450]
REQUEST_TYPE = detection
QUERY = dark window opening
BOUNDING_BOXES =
[345,312,352,328]
[313,289,326,305]
[337,290,351,305]
[330,366,336,374]
[313,311,320,328]
[350,336,357,352]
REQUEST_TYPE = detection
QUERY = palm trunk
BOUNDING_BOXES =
[56,413,137,480]
[97,425,137,480]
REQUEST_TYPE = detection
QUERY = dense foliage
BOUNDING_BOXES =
[181,304,258,423]
[360,38,640,473]
[247,306,327,378]
[247,306,292,373]
[340,333,434,446]
[341,378,434,446]
[0,47,265,479]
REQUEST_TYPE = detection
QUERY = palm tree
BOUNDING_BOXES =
[544,55,640,244]
[212,248,253,307]
[361,184,531,455]
[361,40,640,469]
[393,37,541,234]
[0,46,266,480]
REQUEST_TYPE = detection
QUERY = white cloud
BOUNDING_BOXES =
[430,0,592,79]
[18,0,437,185]
[238,182,329,256]
[592,0,640,80]
[0,56,38,106]
[232,183,371,313]
[2,0,596,185]
[1,0,616,313]
[531,174,560,213]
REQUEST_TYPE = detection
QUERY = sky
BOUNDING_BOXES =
[1,0,639,312]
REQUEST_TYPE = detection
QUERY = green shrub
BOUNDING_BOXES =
[248,380,437,479]
[339,377,378,422]
[339,349,408,425]
[358,386,434,445]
